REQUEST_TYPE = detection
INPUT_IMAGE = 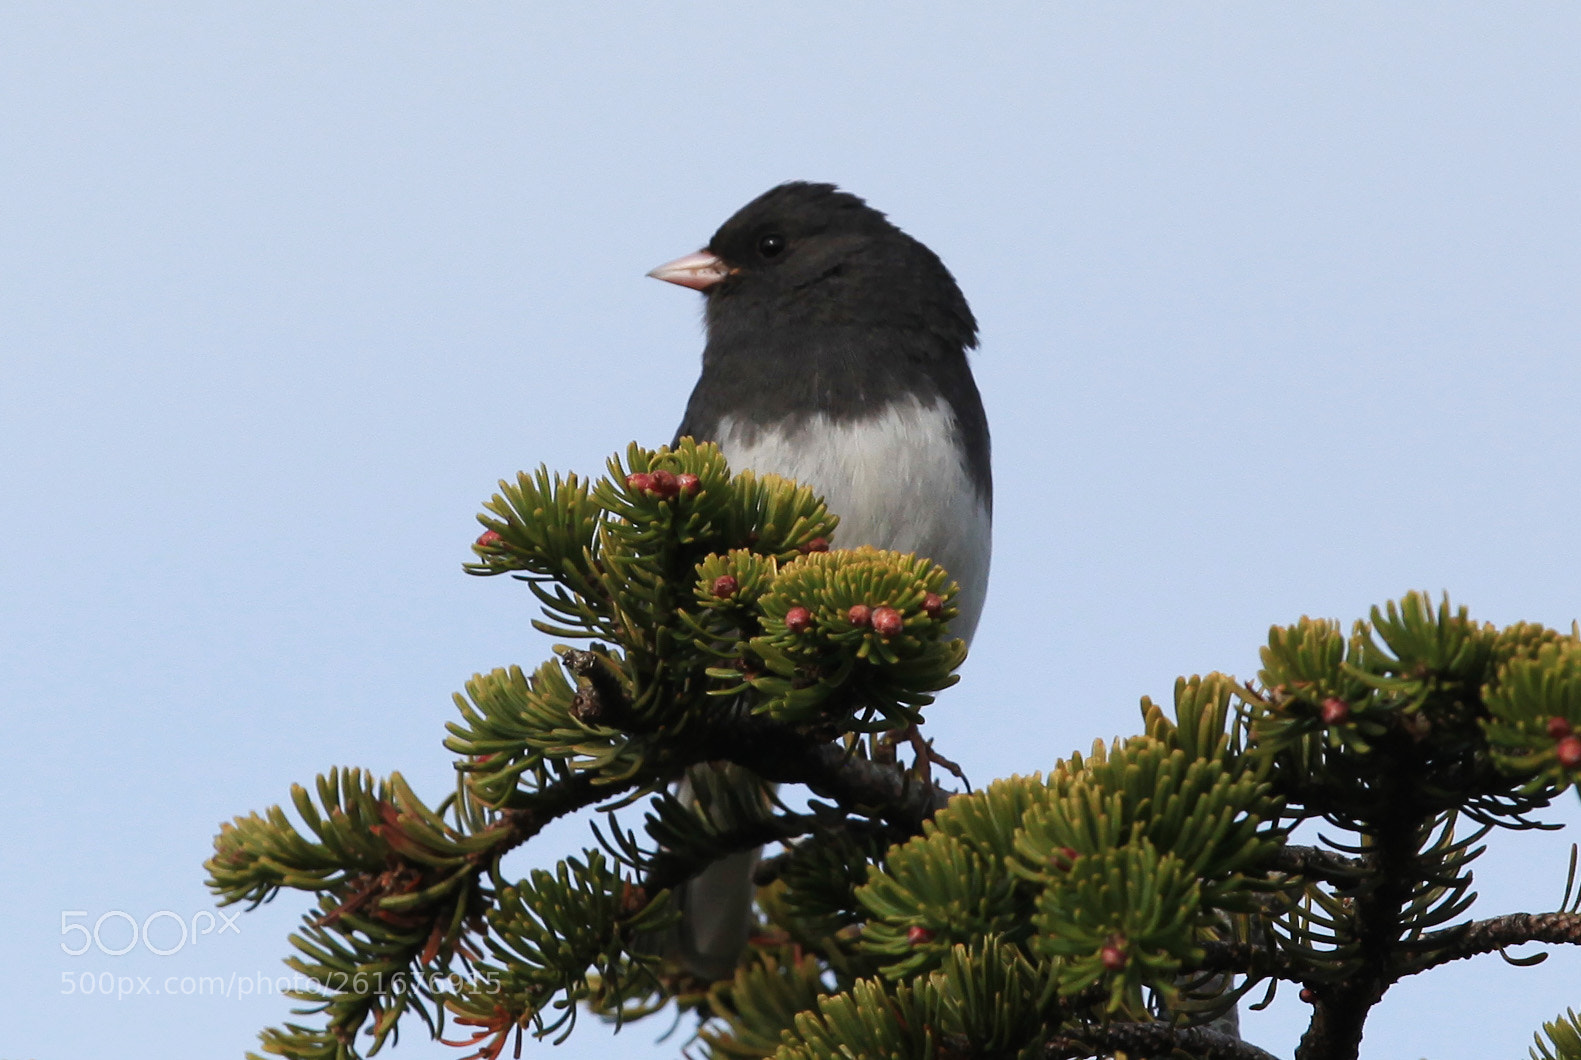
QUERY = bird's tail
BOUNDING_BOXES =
[667,845,762,980]
[644,762,774,981]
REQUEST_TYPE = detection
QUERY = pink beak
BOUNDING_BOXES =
[646,249,731,291]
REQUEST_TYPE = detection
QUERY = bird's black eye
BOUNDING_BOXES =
[757,232,786,258]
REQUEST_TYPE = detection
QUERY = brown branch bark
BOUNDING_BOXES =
[1045,1020,1282,1060]
[641,812,819,895]
[559,646,953,827]
[1267,845,1366,884]
[1396,911,1581,977]
[1197,939,1308,985]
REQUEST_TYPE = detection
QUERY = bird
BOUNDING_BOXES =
[645,180,991,979]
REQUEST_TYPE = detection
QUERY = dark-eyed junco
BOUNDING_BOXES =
[647,180,991,978]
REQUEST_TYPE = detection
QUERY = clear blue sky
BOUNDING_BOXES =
[4,6,1579,1058]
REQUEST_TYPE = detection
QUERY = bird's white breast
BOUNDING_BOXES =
[713,397,991,645]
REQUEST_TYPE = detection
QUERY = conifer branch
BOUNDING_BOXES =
[493,771,628,850]
[1196,939,1308,985]
[1397,911,1581,976]
[211,446,1581,1060]
[687,709,952,823]
[1046,1021,1283,1060]
[753,815,902,885]
[1268,845,1366,884]
[640,812,820,895]
[558,647,952,824]
[1294,759,1426,1060]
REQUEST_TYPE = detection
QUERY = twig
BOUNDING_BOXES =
[1396,911,1581,977]
[641,813,820,895]
[1268,845,1366,884]
[1197,939,1308,985]
[559,646,956,827]
[1045,1020,1282,1060]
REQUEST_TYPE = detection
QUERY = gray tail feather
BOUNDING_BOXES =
[638,762,772,980]
[663,846,761,980]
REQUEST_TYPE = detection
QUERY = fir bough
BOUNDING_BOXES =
[206,443,1581,1060]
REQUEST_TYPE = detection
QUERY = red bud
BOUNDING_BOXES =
[1100,942,1127,971]
[648,469,679,498]
[1320,698,1350,725]
[475,530,502,548]
[801,536,830,553]
[712,575,739,598]
[1557,735,1581,769]
[907,926,934,946]
[618,882,648,917]
[847,604,872,627]
[1051,846,1078,871]
[922,593,944,618]
[784,606,812,633]
[1299,987,1316,1004]
[871,606,903,636]
[1547,717,1573,740]
[625,472,654,493]
[676,473,700,495]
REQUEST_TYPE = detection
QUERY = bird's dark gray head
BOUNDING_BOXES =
[651,182,990,498]
[697,182,978,352]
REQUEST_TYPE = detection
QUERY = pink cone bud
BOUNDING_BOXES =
[475,530,502,548]
[626,472,654,493]
[922,592,944,618]
[648,469,679,498]
[907,926,934,946]
[1100,942,1127,971]
[784,606,812,633]
[712,575,738,598]
[847,604,872,627]
[676,473,700,495]
[1547,717,1573,740]
[801,536,830,553]
[1320,698,1349,725]
[871,606,903,636]
[1557,735,1581,769]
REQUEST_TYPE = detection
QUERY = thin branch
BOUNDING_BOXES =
[1045,1020,1282,1060]
[1396,911,1581,977]
[690,712,952,825]
[1197,939,1308,985]
[641,812,820,895]
[560,646,954,828]
[491,770,624,850]
[449,649,960,907]
[1268,845,1366,885]
[754,815,902,885]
